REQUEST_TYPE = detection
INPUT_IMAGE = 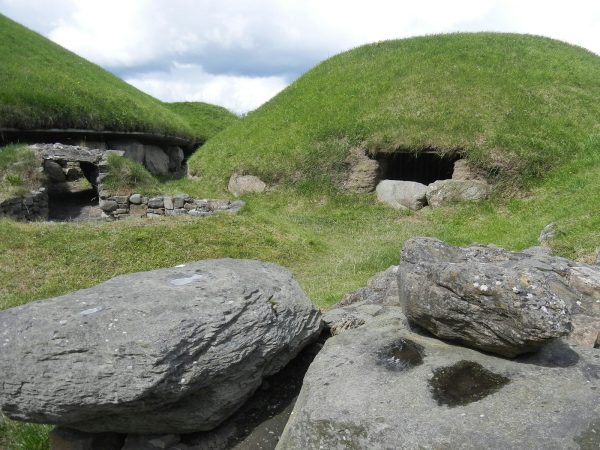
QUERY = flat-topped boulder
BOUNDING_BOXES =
[0,259,322,434]
[278,307,600,450]
[30,143,105,164]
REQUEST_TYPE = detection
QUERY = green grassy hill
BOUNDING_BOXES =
[0,14,195,138]
[165,102,238,142]
[190,33,600,190]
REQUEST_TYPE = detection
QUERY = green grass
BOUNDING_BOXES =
[102,153,160,194]
[0,14,193,139]
[165,102,239,142]
[0,145,43,202]
[0,415,50,450]
[189,33,600,192]
[2,32,600,448]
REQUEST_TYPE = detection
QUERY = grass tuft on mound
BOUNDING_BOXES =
[189,33,600,191]
[164,102,239,142]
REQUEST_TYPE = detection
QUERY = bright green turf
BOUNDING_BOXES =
[1,32,600,448]
[0,14,195,138]
[164,102,239,142]
[189,33,600,192]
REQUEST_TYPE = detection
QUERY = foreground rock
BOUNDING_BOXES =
[376,180,427,210]
[278,307,600,450]
[0,259,322,434]
[398,238,576,357]
[228,174,267,196]
[425,179,489,207]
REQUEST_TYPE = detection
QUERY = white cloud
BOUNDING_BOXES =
[125,64,287,114]
[1,0,600,112]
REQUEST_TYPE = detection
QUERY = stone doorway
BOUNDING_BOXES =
[375,151,459,185]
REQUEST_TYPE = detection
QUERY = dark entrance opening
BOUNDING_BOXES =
[47,162,101,221]
[376,152,459,185]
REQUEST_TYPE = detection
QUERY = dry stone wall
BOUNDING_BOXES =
[99,193,244,220]
[0,188,48,221]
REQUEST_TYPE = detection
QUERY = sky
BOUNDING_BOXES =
[1,0,599,114]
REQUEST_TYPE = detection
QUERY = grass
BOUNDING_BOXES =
[165,102,239,142]
[0,145,43,202]
[101,153,160,194]
[1,32,600,448]
[0,14,195,139]
[0,415,50,450]
[189,33,600,192]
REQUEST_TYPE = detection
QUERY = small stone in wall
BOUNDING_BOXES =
[163,197,174,210]
[228,173,266,197]
[99,200,118,213]
[129,194,142,205]
[147,197,164,209]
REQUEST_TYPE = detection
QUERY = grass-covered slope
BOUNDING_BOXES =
[190,33,600,190]
[165,102,238,142]
[0,14,193,138]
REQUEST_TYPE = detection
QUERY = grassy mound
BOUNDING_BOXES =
[190,33,600,190]
[165,102,238,142]
[0,14,194,138]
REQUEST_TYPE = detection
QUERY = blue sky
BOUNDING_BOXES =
[1,0,599,113]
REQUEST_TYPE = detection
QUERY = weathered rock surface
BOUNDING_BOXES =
[342,148,380,193]
[31,143,104,165]
[338,265,399,307]
[539,222,557,244]
[451,159,481,181]
[426,179,489,207]
[398,237,574,357]
[0,259,322,434]
[143,146,171,176]
[227,174,267,197]
[376,180,427,210]
[278,308,600,450]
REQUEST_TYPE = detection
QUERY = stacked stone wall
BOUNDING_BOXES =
[0,188,48,220]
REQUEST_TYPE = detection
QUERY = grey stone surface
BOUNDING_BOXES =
[99,200,118,213]
[426,179,489,207]
[398,237,573,357]
[0,260,322,434]
[129,194,142,205]
[148,197,164,209]
[376,180,427,210]
[338,266,399,307]
[278,308,600,450]
[539,223,557,244]
[228,174,267,197]
[163,197,174,210]
[108,141,145,165]
[144,146,171,176]
[167,147,184,171]
[31,143,104,165]
[451,159,481,181]
[43,160,66,182]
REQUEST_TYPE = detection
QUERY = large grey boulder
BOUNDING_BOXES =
[426,179,489,207]
[228,174,267,197]
[398,238,574,357]
[143,146,171,176]
[278,308,600,450]
[376,180,427,210]
[0,259,322,434]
